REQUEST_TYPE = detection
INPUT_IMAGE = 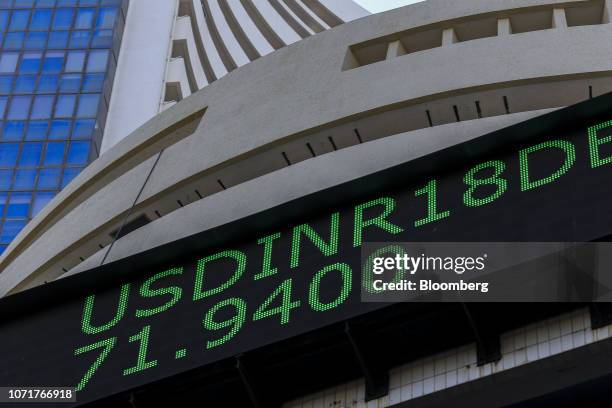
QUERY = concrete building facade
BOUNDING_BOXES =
[101,0,369,151]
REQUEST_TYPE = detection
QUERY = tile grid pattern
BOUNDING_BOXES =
[284,307,608,408]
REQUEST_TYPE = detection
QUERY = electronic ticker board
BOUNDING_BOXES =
[2,94,612,405]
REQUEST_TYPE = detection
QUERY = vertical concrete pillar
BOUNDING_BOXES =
[553,8,568,28]
[498,18,512,35]
[604,0,612,23]
[386,40,406,60]
[442,28,457,46]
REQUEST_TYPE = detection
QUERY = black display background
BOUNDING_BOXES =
[2,94,612,405]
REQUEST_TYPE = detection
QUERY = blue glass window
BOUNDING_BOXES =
[65,51,85,72]
[96,7,117,29]
[26,121,48,140]
[47,31,69,49]
[7,96,31,120]
[9,10,30,31]
[1,220,26,243]
[75,8,94,29]
[61,166,79,187]
[0,11,9,31]
[13,75,36,93]
[76,94,98,117]
[91,29,112,48]
[0,76,13,94]
[4,32,25,50]
[31,191,54,216]
[49,119,70,139]
[0,0,123,241]
[66,140,88,164]
[86,50,108,72]
[24,32,48,50]
[69,31,91,48]
[37,168,60,189]
[0,192,6,216]
[19,142,42,166]
[81,73,103,92]
[30,9,53,31]
[73,118,93,139]
[0,169,11,189]
[2,121,24,140]
[53,8,74,30]
[36,0,57,6]
[37,74,58,93]
[13,168,36,189]
[42,51,64,73]
[0,144,19,167]
[0,53,19,73]
[59,73,81,92]
[43,141,64,165]
[31,95,54,119]
[54,94,75,117]
[6,193,30,218]
[0,96,6,117]
[14,0,35,7]
[19,52,42,74]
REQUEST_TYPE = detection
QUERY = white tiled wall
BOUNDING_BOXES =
[283,308,610,408]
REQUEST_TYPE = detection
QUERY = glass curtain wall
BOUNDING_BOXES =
[0,0,128,254]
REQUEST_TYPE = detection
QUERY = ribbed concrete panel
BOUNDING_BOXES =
[207,0,251,66]
[227,0,275,55]
[272,0,316,35]
[162,0,367,98]
[253,0,303,44]
[173,16,209,89]
[192,0,229,79]
[103,0,365,152]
